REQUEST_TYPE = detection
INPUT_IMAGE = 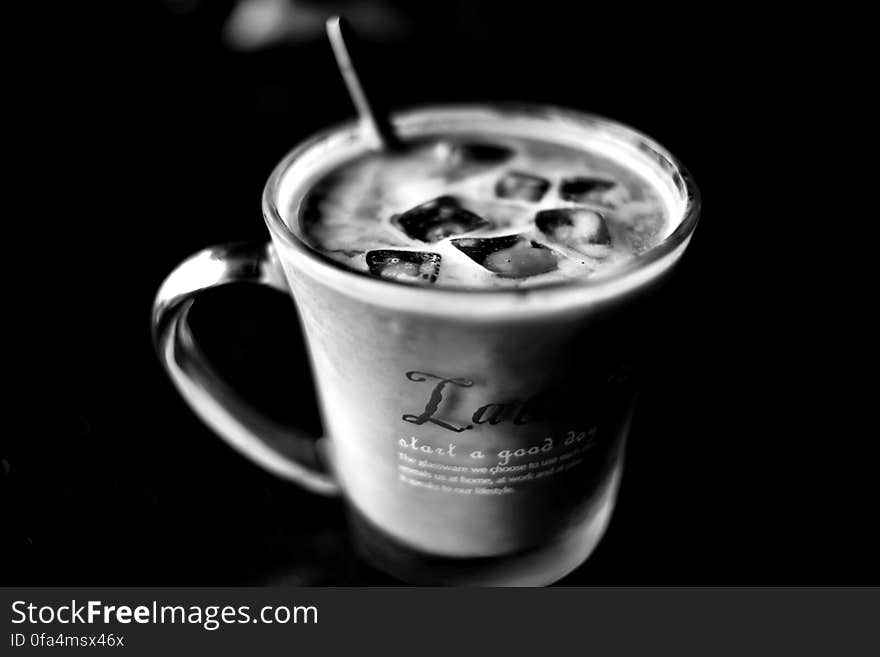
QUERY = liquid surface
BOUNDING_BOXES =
[300,136,670,288]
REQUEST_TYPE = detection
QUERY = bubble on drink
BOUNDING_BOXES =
[391,196,491,243]
[535,208,611,249]
[366,250,442,284]
[452,235,559,278]
[494,171,551,202]
[559,177,630,208]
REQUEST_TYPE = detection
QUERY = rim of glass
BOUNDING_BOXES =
[262,103,701,297]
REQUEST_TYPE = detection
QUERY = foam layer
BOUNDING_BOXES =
[299,136,670,288]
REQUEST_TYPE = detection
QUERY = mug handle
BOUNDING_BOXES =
[152,241,340,496]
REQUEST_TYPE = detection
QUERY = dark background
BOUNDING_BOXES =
[8,1,870,584]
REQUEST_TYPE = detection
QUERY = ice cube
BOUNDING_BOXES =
[391,196,490,243]
[558,177,627,207]
[366,250,442,284]
[495,171,551,202]
[436,141,515,167]
[535,208,611,247]
[452,235,558,278]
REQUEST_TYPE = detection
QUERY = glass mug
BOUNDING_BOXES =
[152,105,700,585]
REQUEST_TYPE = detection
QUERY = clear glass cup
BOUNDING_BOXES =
[153,104,701,585]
